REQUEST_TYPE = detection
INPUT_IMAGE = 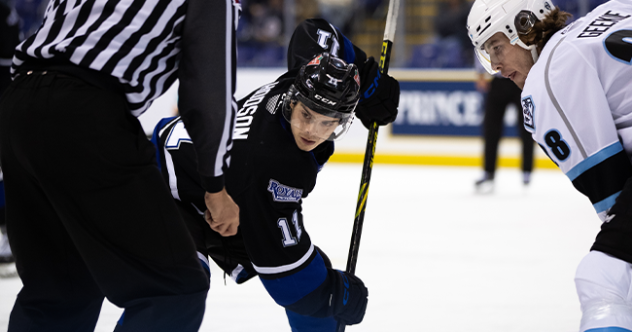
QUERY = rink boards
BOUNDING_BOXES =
[139,68,556,169]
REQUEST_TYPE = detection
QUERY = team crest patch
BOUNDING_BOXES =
[267,179,303,203]
[307,54,324,66]
[522,95,535,133]
[353,69,360,87]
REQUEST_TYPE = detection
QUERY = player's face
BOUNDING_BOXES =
[290,102,340,152]
[483,32,535,89]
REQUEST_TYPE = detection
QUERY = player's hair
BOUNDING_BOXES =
[518,7,572,52]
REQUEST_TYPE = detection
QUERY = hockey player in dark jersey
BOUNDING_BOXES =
[153,19,399,331]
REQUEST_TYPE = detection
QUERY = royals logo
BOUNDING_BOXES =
[522,95,535,132]
[267,179,303,203]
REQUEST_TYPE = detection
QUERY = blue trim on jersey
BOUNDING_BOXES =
[285,309,336,332]
[117,311,125,326]
[150,116,178,171]
[566,142,624,181]
[235,268,251,283]
[199,258,210,278]
[586,327,632,332]
[593,190,621,214]
[339,30,356,65]
[259,251,328,306]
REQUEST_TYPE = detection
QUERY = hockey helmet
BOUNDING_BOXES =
[283,52,360,141]
[467,0,554,74]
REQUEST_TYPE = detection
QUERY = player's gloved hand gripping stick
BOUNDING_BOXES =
[336,0,400,330]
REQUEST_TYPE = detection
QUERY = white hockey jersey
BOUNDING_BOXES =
[522,0,632,221]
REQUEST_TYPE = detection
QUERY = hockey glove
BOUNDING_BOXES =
[331,270,368,326]
[355,57,400,129]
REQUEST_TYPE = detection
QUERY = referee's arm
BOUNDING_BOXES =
[178,0,237,193]
[178,0,239,236]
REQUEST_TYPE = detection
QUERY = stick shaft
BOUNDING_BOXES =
[344,121,378,275]
[336,1,399,331]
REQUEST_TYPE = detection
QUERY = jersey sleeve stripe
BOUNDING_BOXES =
[544,36,588,159]
[570,149,632,210]
[196,251,210,273]
[164,144,180,201]
[259,249,328,306]
[566,141,624,180]
[252,243,314,274]
[161,119,192,201]
[213,0,236,178]
[150,116,179,170]
[593,191,621,214]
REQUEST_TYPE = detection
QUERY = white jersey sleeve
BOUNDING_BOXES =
[521,0,632,221]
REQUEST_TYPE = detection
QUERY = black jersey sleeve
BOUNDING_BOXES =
[286,18,367,72]
[177,0,239,193]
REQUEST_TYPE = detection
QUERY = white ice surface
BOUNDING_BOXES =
[0,164,599,331]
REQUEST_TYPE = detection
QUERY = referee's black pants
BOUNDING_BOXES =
[0,71,209,331]
[482,77,535,175]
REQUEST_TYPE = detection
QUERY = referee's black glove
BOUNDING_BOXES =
[331,270,368,326]
[355,56,400,129]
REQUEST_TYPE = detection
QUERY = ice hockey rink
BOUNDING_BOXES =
[0,163,600,331]
[0,70,601,331]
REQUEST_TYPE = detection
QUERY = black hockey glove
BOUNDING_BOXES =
[355,56,400,130]
[331,270,368,326]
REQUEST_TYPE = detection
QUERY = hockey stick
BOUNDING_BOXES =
[337,0,399,331]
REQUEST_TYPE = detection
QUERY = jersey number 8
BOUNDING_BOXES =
[544,129,571,161]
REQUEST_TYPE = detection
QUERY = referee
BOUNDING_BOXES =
[0,1,240,331]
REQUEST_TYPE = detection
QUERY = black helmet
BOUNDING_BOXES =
[283,53,360,141]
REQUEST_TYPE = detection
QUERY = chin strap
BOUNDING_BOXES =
[530,45,539,63]
[516,39,540,63]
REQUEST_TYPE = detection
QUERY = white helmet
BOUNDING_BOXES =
[467,0,554,74]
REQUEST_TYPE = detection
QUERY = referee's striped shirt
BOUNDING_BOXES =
[12,0,240,193]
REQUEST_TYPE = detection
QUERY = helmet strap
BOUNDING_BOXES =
[530,46,539,63]
[515,39,540,64]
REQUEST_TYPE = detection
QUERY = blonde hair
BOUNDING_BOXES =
[518,7,573,52]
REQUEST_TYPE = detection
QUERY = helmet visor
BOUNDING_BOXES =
[475,47,498,75]
[285,100,354,142]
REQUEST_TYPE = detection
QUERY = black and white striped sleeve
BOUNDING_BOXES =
[177,0,239,194]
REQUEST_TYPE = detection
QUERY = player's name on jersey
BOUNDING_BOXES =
[235,82,279,140]
[577,10,630,38]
